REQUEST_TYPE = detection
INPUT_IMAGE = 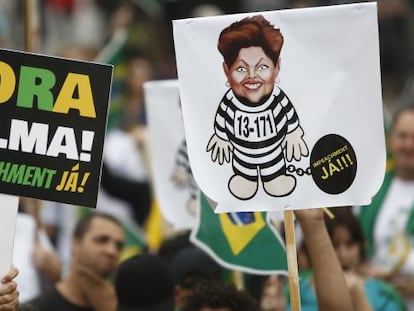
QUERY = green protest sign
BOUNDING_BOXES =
[0,49,112,207]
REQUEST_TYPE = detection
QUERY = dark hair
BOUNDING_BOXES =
[324,207,366,263]
[115,253,175,311]
[181,281,259,311]
[218,15,283,67]
[124,46,153,64]
[170,246,222,289]
[73,212,123,239]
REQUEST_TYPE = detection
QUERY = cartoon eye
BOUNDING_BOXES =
[258,64,269,71]
[236,67,247,72]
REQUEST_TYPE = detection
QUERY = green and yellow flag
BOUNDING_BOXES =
[191,193,288,274]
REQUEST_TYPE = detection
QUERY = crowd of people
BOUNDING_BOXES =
[0,0,413,310]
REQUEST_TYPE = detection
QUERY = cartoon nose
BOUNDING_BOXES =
[248,68,256,78]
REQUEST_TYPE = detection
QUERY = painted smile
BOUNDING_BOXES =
[244,82,262,90]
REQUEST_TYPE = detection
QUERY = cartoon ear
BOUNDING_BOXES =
[275,58,281,78]
[222,62,230,78]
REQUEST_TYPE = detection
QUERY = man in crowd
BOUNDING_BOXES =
[25,213,125,311]
[170,245,222,309]
[359,104,414,308]
[115,252,175,311]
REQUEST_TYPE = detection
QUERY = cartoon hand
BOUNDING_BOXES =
[171,168,190,188]
[284,126,308,162]
[207,134,233,165]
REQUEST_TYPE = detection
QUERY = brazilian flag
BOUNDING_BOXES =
[191,193,287,274]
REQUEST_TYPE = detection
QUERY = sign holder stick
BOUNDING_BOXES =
[0,195,19,277]
[24,0,39,53]
[233,270,244,290]
[283,209,301,311]
[0,0,40,279]
[0,0,35,282]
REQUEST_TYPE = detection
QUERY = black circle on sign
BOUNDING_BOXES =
[310,134,357,194]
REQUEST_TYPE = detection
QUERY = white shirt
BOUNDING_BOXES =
[372,177,414,309]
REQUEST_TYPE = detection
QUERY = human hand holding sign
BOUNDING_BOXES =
[294,208,353,311]
[0,267,19,311]
[284,126,308,162]
[207,134,233,165]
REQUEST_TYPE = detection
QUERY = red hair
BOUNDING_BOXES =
[218,15,284,67]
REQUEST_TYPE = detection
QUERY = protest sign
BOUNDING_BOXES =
[173,2,385,213]
[0,48,113,208]
[144,80,197,228]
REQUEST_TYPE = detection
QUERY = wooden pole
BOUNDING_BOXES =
[0,0,40,279]
[283,210,301,311]
[24,0,39,53]
[24,0,33,52]
[233,270,244,290]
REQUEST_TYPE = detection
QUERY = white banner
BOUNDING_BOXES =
[144,80,197,228]
[173,2,385,212]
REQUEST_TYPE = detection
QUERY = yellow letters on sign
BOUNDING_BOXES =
[53,73,96,118]
[0,61,16,104]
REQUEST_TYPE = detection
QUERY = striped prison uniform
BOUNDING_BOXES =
[174,139,198,200]
[213,86,300,182]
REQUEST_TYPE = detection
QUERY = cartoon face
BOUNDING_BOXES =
[223,46,279,104]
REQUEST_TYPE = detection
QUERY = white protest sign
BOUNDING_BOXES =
[144,80,197,228]
[173,2,385,212]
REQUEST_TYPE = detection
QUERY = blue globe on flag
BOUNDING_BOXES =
[227,212,255,225]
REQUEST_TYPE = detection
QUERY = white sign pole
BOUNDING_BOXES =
[0,195,19,278]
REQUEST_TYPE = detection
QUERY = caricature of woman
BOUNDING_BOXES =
[207,15,308,200]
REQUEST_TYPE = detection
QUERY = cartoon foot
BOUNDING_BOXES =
[228,175,258,200]
[263,174,296,197]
